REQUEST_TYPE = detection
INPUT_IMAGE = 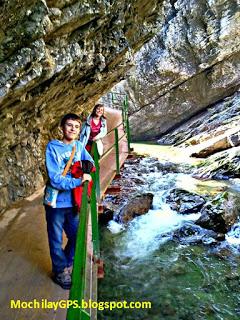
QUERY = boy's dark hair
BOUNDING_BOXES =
[60,113,81,127]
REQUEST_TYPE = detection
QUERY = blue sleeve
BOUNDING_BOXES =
[45,144,82,190]
[79,122,89,147]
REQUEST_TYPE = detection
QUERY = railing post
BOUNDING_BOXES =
[114,128,120,175]
[67,182,90,320]
[122,99,126,128]
[92,142,100,199]
[124,95,131,153]
[126,117,131,153]
[111,92,115,103]
[90,170,100,258]
[123,97,127,130]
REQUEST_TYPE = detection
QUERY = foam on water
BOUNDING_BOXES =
[107,220,125,234]
[113,202,200,260]
[107,156,240,259]
[226,220,240,245]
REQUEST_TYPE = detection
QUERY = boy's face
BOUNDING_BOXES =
[62,119,81,142]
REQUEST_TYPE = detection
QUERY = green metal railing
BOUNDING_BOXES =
[92,122,127,200]
[90,168,100,258]
[111,92,131,153]
[67,182,91,320]
[67,170,100,320]
[67,95,131,320]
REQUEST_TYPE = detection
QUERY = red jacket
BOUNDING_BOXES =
[71,161,95,212]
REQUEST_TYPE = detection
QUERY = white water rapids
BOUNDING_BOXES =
[107,157,240,259]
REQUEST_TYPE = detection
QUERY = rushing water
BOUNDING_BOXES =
[98,145,240,320]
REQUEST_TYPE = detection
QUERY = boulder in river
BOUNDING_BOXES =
[165,188,206,214]
[99,208,114,225]
[173,223,225,245]
[120,193,154,223]
[195,192,240,233]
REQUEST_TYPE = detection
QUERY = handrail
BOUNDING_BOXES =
[67,182,90,320]
[90,169,100,258]
[92,129,126,198]
[114,128,120,174]
[111,91,127,96]
[92,143,100,199]
[106,122,123,135]
[100,132,126,160]
[67,95,132,320]
[110,92,131,152]
[67,175,100,320]
[92,95,131,199]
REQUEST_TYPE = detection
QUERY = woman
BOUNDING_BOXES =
[80,104,107,156]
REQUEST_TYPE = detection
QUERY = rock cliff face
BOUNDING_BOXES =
[158,91,240,146]
[1,0,239,210]
[0,0,164,210]
[111,0,240,141]
[157,91,240,180]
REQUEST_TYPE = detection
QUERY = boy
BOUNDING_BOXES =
[44,113,93,289]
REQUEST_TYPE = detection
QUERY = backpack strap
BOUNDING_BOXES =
[62,144,76,176]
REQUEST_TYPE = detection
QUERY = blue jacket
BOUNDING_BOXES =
[79,116,107,147]
[45,140,94,208]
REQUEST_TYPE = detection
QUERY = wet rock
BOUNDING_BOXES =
[130,177,145,185]
[154,161,192,174]
[102,194,122,214]
[99,208,114,225]
[190,129,240,158]
[193,146,240,180]
[228,132,240,148]
[210,246,235,260]
[120,193,154,223]
[169,263,187,276]
[195,192,240,233]
[173,223,225,245]
[160,300,176,316]
[227,223,240,240]
[165,188,206,214]
[132,157,189,175]
[103,155,151,220]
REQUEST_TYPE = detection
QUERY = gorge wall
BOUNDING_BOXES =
[0,0,164,210]
[104,0,239,141]
[1,0,239,210]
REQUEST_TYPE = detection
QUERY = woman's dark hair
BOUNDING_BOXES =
[91,104,106,119]
[60,113,81,127]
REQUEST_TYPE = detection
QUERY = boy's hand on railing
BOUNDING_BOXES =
[82,173,92,184]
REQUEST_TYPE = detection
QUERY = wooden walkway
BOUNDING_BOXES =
[100,107,128,196]
[0,108,129,320]
[0,189,69,320]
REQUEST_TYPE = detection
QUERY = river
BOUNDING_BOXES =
[98,143,240,320]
